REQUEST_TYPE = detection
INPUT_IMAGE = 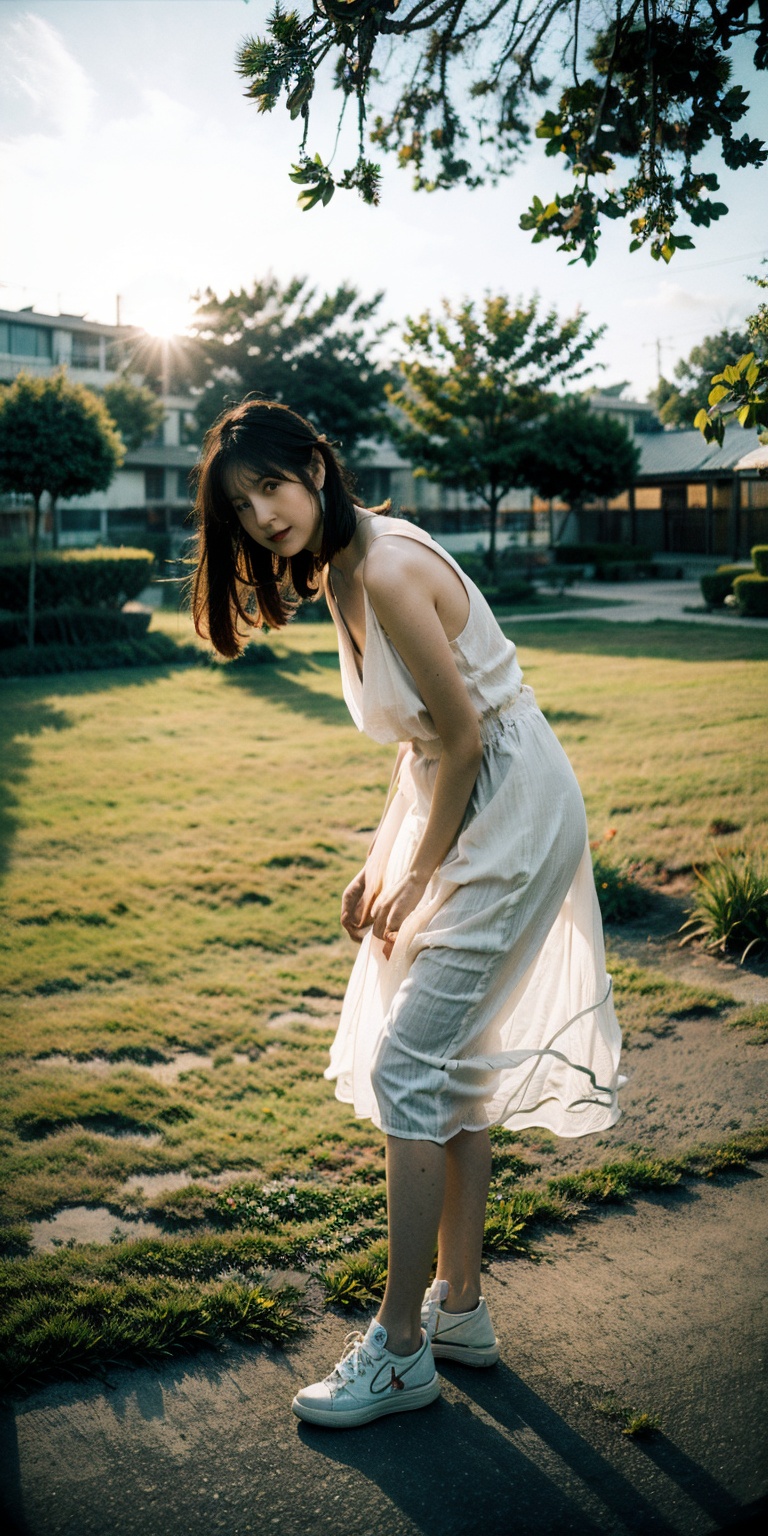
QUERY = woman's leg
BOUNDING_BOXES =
[435,1128,492,1312]
[376,1134,446,1356]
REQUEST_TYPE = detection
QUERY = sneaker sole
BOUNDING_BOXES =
[431,1342,500,1367]
[291,1374,441,1428]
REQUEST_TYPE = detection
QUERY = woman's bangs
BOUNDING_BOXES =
[218,447,290,506]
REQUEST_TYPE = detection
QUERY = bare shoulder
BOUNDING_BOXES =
[362,526,443,604]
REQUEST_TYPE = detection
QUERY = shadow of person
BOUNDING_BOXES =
[297,1382,609,1536]
[634,1428,743,1529]
[447,1362,679,1535]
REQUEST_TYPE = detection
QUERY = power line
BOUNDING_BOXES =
[676,247,768,274]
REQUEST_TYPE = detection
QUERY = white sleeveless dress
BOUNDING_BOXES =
[324,516,623,1143]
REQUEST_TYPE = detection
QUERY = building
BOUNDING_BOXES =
[0,305,199,548]
[561,425,768,559]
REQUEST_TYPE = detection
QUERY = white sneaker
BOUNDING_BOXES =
[421,1278,500,1367]
[291,1318,441,1428]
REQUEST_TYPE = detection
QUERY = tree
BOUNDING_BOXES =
[103,376,165,451]
[696,269,768,448]
[237,2,766,265]
[386,292,604,568]
[651,328,753,429]
[0,372,124,647]
[189,275,392,453]
[519,400,640,541]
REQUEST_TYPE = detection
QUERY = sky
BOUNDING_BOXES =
[0,0,767,399]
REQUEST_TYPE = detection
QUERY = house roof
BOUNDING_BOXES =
[636,426,758,479]
[0,305,139,339]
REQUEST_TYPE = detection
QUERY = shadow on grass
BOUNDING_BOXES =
[0,695,74,883]
[505,619,768,663]
[222,650,352,729]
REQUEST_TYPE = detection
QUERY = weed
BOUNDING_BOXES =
[592,851,651,925]
[594,1396,662,1437]
[726,1005,768,1045]
[680,850,768,962]
[0,1269,304,1393]
[322,1239,389,1310]
[549,1157,680,1205]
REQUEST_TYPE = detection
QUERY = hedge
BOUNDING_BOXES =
[0,607,151,650]
[553,543,653,568]
[733,572,768,617]
[0,548,155,613]
[752,545,768,578]
[0,633,201,679]
[700,564,753,609]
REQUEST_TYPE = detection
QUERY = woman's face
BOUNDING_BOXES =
[225,456,325,557]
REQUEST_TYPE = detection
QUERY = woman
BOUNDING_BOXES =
[192,398,623,1430]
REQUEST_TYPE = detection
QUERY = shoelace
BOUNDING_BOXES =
[326,1330,381,1388]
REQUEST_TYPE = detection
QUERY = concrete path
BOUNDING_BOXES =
[2,1171,766,1536]
[503,581,766,628]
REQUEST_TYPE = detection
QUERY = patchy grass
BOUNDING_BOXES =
[607,957,734,1041]
[0,1263,305,1394]
[725,1004,768,1045]
[1,615,766,1387]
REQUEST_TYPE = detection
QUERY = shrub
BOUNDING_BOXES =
[592,853,651,923]
[680,850,768,962]
[0,633,201,679]
[733,571,768,617]
[553,543,652,569]
[487,578,539,607]
[595,560,655,582]
[752,544,768,577]
[0,548,155,612]
[0,607,151,650]
[700,564,753,608]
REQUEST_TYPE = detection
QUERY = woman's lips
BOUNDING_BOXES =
[270,528,290,543]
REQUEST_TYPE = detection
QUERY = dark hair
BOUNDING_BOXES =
[190,398,359,656]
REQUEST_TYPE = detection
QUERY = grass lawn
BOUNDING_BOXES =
[1,613,767,1390]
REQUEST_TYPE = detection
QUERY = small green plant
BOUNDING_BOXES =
[593,1395,662,1437]
[680,850,768,962]
[592,851,651,925]
[321,1239,389,1310]
[623,1411,662,1438]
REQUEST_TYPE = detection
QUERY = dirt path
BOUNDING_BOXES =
[2,1171,766,1536]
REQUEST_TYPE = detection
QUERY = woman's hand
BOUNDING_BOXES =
[371,870,429,960]
[340,867,374,944]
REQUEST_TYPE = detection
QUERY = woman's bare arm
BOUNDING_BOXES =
[363,539,483,884]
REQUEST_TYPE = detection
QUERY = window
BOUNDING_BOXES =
[0,321,8,353]
[71,334,102,368]
[8,323,53,358]
[145,468,165,501]
[177,470,192,500]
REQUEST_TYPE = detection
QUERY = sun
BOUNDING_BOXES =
[121,278,196,341]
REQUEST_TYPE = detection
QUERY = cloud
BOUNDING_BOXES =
[0,12,94,141]
[624,280,716,312]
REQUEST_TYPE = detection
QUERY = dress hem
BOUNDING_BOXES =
[329,1083,622,1144]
